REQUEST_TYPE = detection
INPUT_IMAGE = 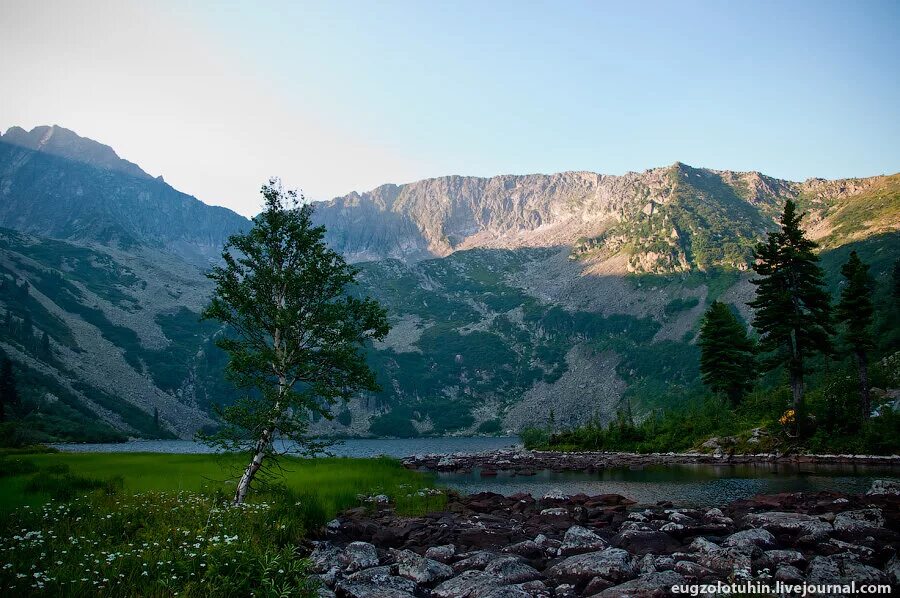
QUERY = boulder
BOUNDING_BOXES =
[547,548,638,586]
[481,582,550,598]
[832,508,884,533]
[339,542,379,573]
[345,566,418,592]
[453,551,499,573]
[773,564,805,584]
[483,556,542,584]
[592,570,687,597]
[561,525,608,555]
[807,555,888,587]
[867,479,900,496]
[673,560,714,580]
[426,544,457,563]
[310,543,342,574]
[886,554,900,586]
[722,528,776,549]
[502,540,544,560]
[612,530,680,555]
[764,549,806,568]
[392,549,454,585]
[688,537,752,580]
[743,511,832,536]
[334,579,415,598]
[432,570,500,598]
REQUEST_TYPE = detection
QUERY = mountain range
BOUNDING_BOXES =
[1,124,897,441]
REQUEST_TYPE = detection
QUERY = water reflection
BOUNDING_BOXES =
[437,463,900,507]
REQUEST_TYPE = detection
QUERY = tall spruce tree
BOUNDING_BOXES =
[748,200,833,433]
[836,251,875,420]
[698,301,757,405]
[201,179,389,505]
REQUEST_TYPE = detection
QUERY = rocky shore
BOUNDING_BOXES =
[401,448,900,475]
[311,481,900,597]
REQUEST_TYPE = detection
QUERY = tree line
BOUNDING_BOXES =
[699,199,890,436]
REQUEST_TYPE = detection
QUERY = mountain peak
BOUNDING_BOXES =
[1,124,152,180]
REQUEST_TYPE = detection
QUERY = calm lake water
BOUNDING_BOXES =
[53,438,899,507]
[438,463,900,507]
[52,436,522,458]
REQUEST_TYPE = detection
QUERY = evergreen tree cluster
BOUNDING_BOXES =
[1,276,54,361]
[699,199,885,436]
[0,353,20,422]
[698,302,756,406]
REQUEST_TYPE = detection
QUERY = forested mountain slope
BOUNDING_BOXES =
[1,125,897,440]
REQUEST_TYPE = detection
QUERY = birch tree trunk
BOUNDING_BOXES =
[234,427,272,504]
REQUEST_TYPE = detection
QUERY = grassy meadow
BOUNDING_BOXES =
[0,451,445,596]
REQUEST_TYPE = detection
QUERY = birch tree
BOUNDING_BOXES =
[201,179,389,504]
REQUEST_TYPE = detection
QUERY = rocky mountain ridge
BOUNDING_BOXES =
[0,125,897,440]
[314,163,897,273]
[0,125,250,266]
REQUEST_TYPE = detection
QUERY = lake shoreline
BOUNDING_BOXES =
[402,448,900,474]
[313,483,900,597]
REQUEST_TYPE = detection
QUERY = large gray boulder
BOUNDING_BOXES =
[867,479,900,496]
[309,542,342,574]
[561,525,608,555]
[807,555,888,590]
[484,556,542,584]
[592,570,687,597]
[743,511,832,536]
[723,528,776,549]
[547,548,638,586]
[432,570,501,598]
[833,508,884,533]
[392,548,454,585]
[339,541,380,573]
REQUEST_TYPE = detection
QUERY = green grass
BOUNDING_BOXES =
[0,453,444,515]
[0,452,444,596]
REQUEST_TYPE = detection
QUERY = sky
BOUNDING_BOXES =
[2,0,899,217]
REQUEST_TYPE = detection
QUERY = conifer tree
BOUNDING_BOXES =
[0,355,19,421]
[698,301,756,405]
[748,200,833,433]
[836,251,874,419]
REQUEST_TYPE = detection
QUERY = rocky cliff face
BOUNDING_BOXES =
[315,164,896,274]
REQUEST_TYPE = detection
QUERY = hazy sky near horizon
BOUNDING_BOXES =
[2,0,899,217]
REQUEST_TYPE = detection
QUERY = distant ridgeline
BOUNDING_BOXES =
[0,125,897,442]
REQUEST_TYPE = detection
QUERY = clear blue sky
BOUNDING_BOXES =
[3,0,899,215]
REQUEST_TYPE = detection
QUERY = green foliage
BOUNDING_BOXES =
[698,301,757,404]
[0,355,20,421]
[201,180,390,501]
[477,419,502,434]
[368,410,420,438]
[837,251,875,353]
[574,164,770,271]
[335,409,352,427]
[519,426,550,449]
[0,452,440,596]
[664,296,700,317]
[749,200,833,426]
